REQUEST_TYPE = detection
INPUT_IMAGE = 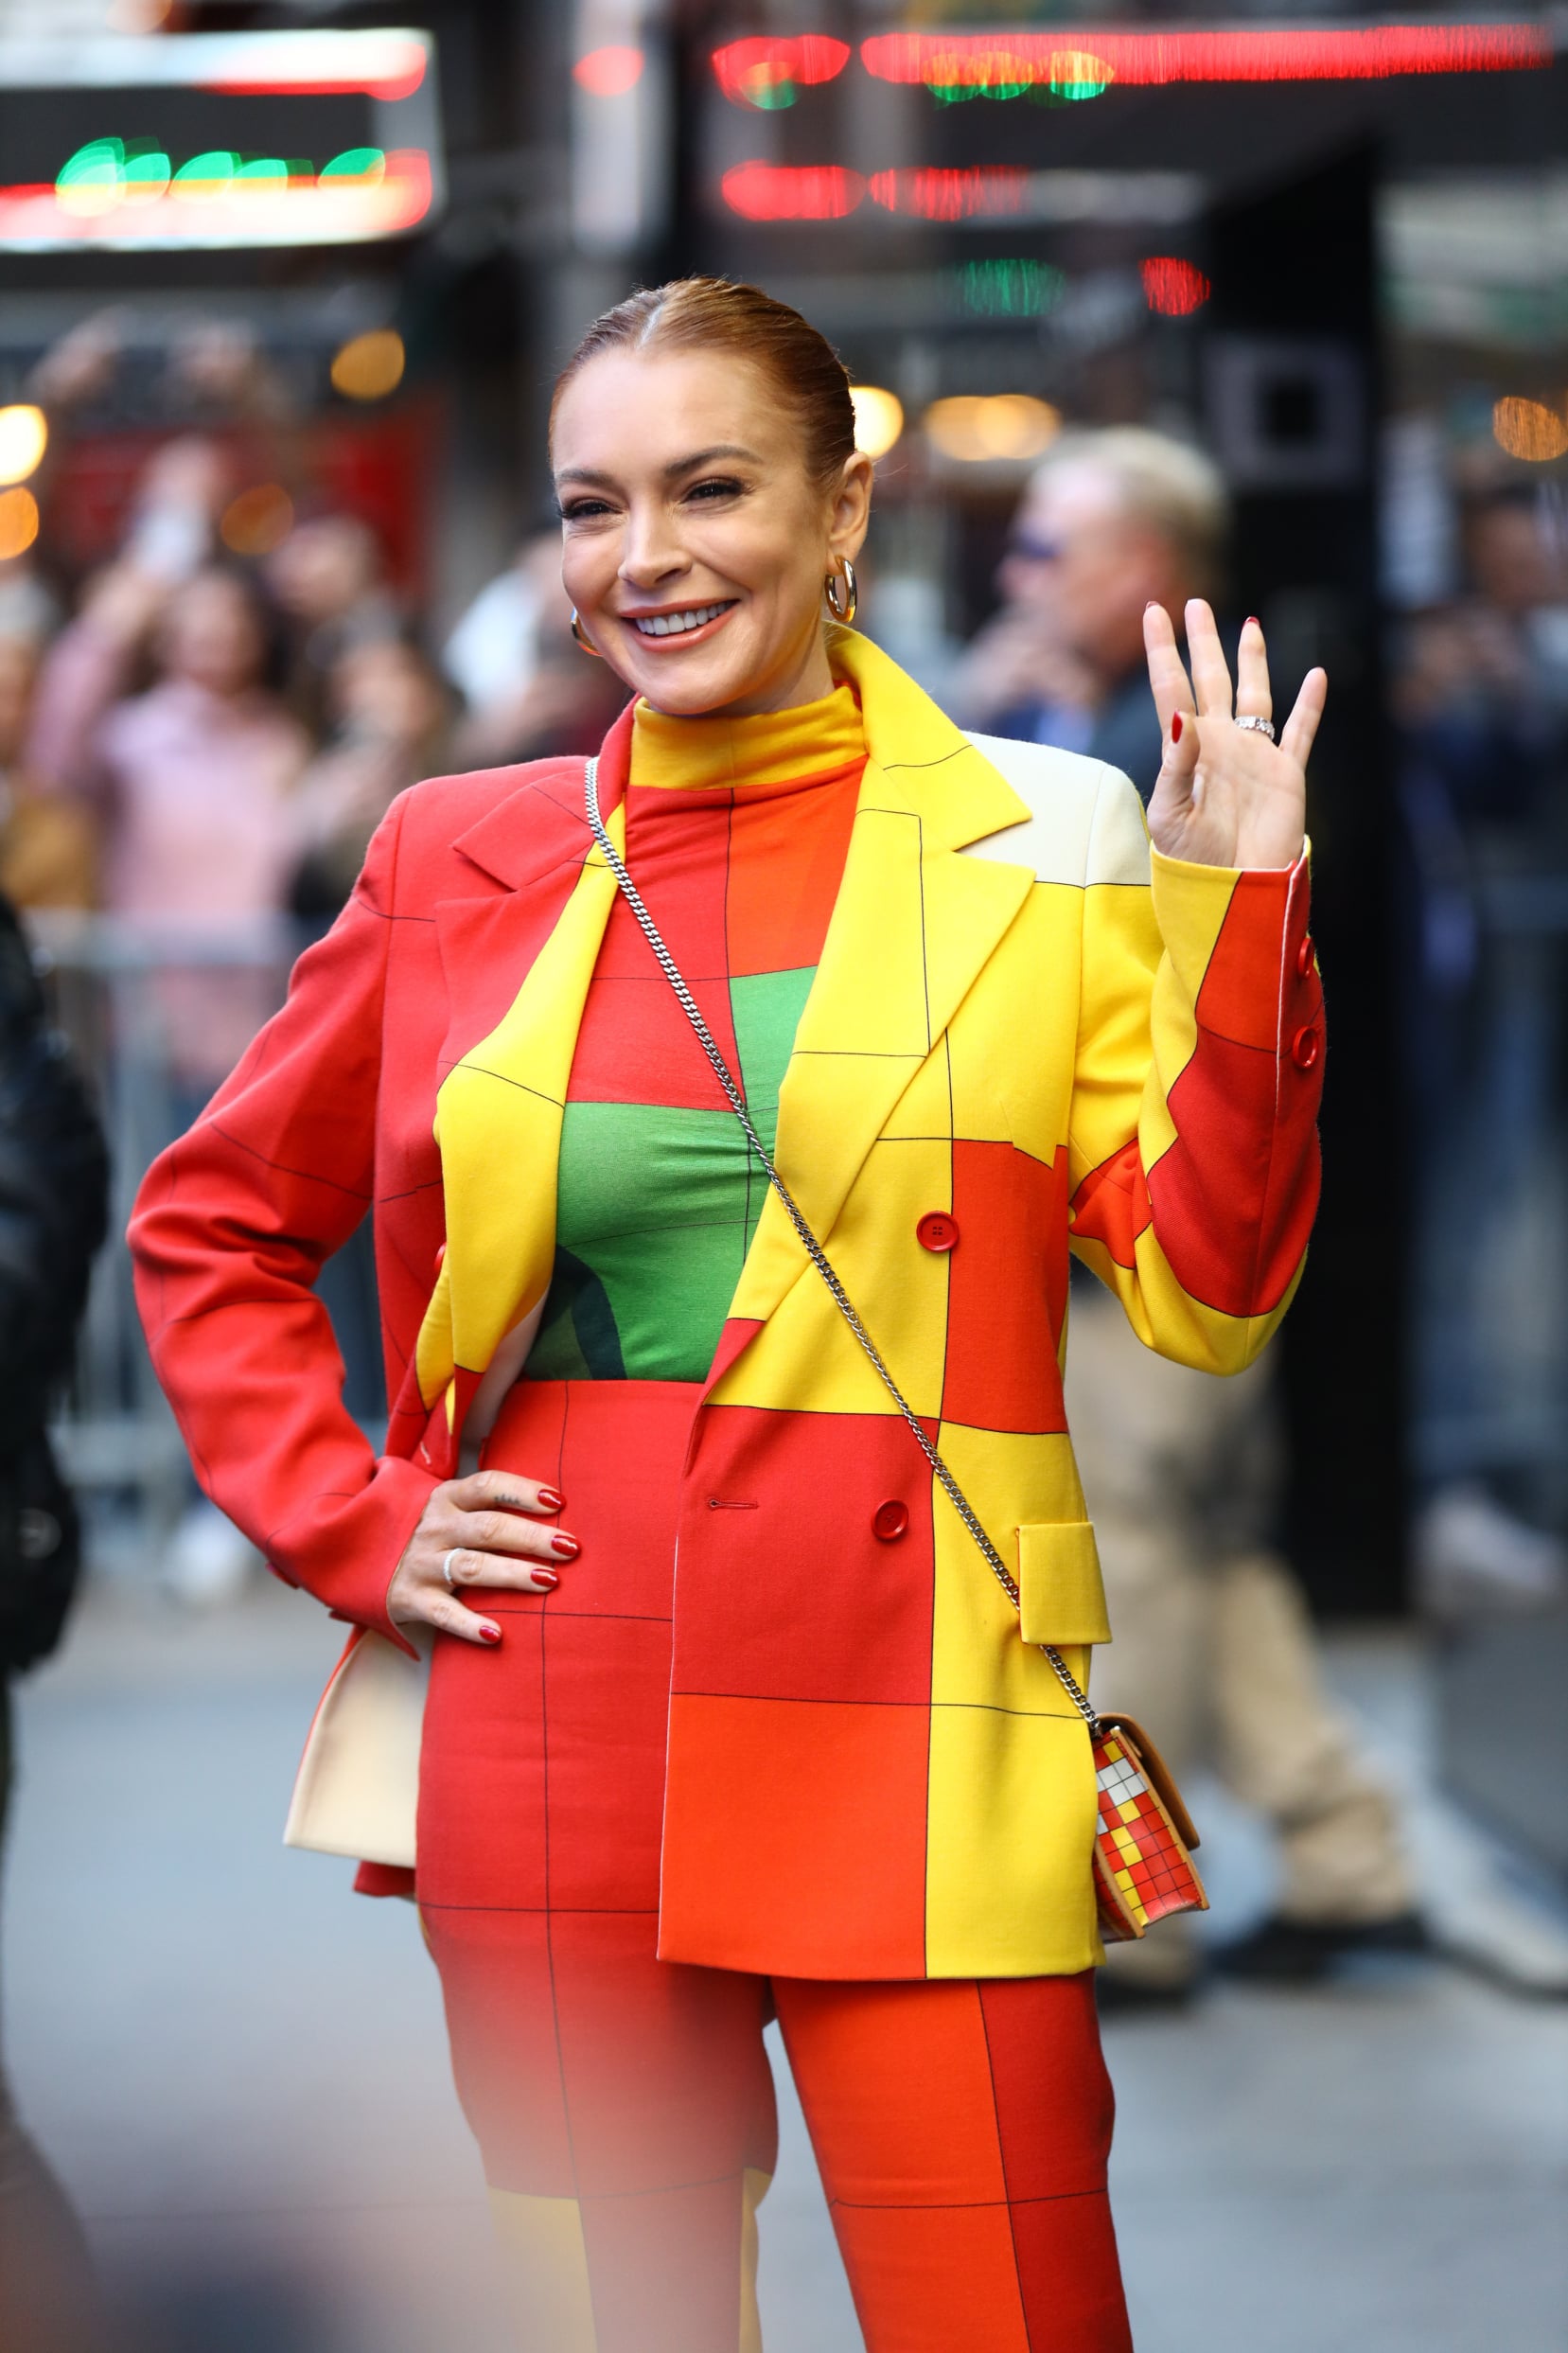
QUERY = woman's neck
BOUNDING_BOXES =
[630,679,862,793]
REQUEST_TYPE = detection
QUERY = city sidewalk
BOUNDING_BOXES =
[5,1577,1564,2351]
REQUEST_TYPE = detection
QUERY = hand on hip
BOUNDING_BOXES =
[387,1468,578,1646]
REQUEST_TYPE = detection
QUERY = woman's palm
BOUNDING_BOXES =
[1143,600,1324,871]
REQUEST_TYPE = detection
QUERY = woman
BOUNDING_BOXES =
[28,557,309,1092]
[131,280,1326,2352]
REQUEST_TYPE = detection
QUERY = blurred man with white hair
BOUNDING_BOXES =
[958,426,1229,782]
[960,426,1424,1997]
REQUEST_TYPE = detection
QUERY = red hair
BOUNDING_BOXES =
[551,277,856,494]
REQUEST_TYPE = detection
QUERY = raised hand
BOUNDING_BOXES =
[1142,600,1325,871]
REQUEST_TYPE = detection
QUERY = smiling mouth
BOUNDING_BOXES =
[625,601,736,639]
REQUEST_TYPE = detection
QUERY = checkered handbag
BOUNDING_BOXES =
[1086,1712,1207,1942]
[587,760,1209,1944]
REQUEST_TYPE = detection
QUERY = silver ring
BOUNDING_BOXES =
[442,1548,462,1588]
[1234,715,1276,740]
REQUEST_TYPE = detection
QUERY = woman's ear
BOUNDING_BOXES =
[828,450,874,564]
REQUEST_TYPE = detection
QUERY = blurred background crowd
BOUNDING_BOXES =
[0,3,1564,2349]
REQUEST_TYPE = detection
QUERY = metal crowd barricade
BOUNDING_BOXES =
[28,911,300,1575]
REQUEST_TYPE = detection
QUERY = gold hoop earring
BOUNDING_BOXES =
[823,558,857,626]
[571,609,603,658]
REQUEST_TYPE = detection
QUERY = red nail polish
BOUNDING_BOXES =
[551,1532,579,1559]
[479,1623,502,1645]
[534,1570,559,1591]
[1246,614,1260,628]
[537,1487,565,1513]
[1171,713,1183,743]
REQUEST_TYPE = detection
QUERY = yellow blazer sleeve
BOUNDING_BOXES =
[1066,763,1323,1372]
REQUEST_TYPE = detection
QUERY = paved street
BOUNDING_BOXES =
[5,1579,1564,2350]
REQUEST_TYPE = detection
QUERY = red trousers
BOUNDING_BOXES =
[416,1382,1131,2352]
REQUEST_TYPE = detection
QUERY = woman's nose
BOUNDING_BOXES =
[617,506,688,588]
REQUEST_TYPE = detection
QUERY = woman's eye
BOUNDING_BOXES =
[559,498,614,522]
[686,477,743,504]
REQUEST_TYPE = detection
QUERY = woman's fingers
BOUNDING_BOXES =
[417,1590,503,1646]
[451,1506,575,1566]
[449,1467,563,1517]
[1279,665,1328,770]
[1234,614,1273,723]
[1184,599,1234,717]
[442,1548,564,1592]
[1142,601,1197,735]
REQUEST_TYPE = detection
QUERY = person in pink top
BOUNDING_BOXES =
[29,560,310,1088]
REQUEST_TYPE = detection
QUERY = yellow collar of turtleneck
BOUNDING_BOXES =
[628,680,864,792]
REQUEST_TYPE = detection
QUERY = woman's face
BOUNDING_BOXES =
[160,574,266,699]
[552,347,871,719]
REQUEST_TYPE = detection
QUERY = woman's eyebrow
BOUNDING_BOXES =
[665,444,760,475]
[555,444,761,492]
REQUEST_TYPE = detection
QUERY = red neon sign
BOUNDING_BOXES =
[1141,257,1211,316]
[720,162,864,221]
[867,168,1026,221]
[573,46,644,98]
[712,37,852,108]
[861,22,1550,89]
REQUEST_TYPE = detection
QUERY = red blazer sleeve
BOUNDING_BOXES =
[129,793,436,1648]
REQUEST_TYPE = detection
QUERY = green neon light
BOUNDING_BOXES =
[57,138,123,196]
[928,78,1029,103]
[319,148,387,184]
[1032,77,1109,105]
[121,146,171,203]
[956,258,1065,318]
[925,68,1109,105]
[173,150,239,196]
[52,138,402,216]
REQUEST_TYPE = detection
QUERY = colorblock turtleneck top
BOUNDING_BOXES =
[524,681,865,1385]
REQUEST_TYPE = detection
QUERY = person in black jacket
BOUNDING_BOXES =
[0,893,110,2350]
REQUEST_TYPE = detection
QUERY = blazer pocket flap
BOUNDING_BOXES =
[1016,1521,1112,1646]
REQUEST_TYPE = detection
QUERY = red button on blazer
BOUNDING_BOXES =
[916,1212,959,1252]
[1295,934,1316,979]
[873,1500,909,1542]
[1291,1023,1321,1070]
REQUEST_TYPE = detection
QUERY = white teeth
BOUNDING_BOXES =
[630,603,729,637]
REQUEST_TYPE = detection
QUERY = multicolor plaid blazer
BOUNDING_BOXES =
[130,628,1322,1980]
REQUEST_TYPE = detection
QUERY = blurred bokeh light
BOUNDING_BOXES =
[0,486,41,559]
[925,394,1061,464]
[0,405,47,487]
[330,328,407,402]
[573,47,644,99]
[220,486,295,557]
[1490,396,1568,462]
[850,387,904,461]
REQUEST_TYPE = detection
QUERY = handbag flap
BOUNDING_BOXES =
[1095,1711,1202,1851]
